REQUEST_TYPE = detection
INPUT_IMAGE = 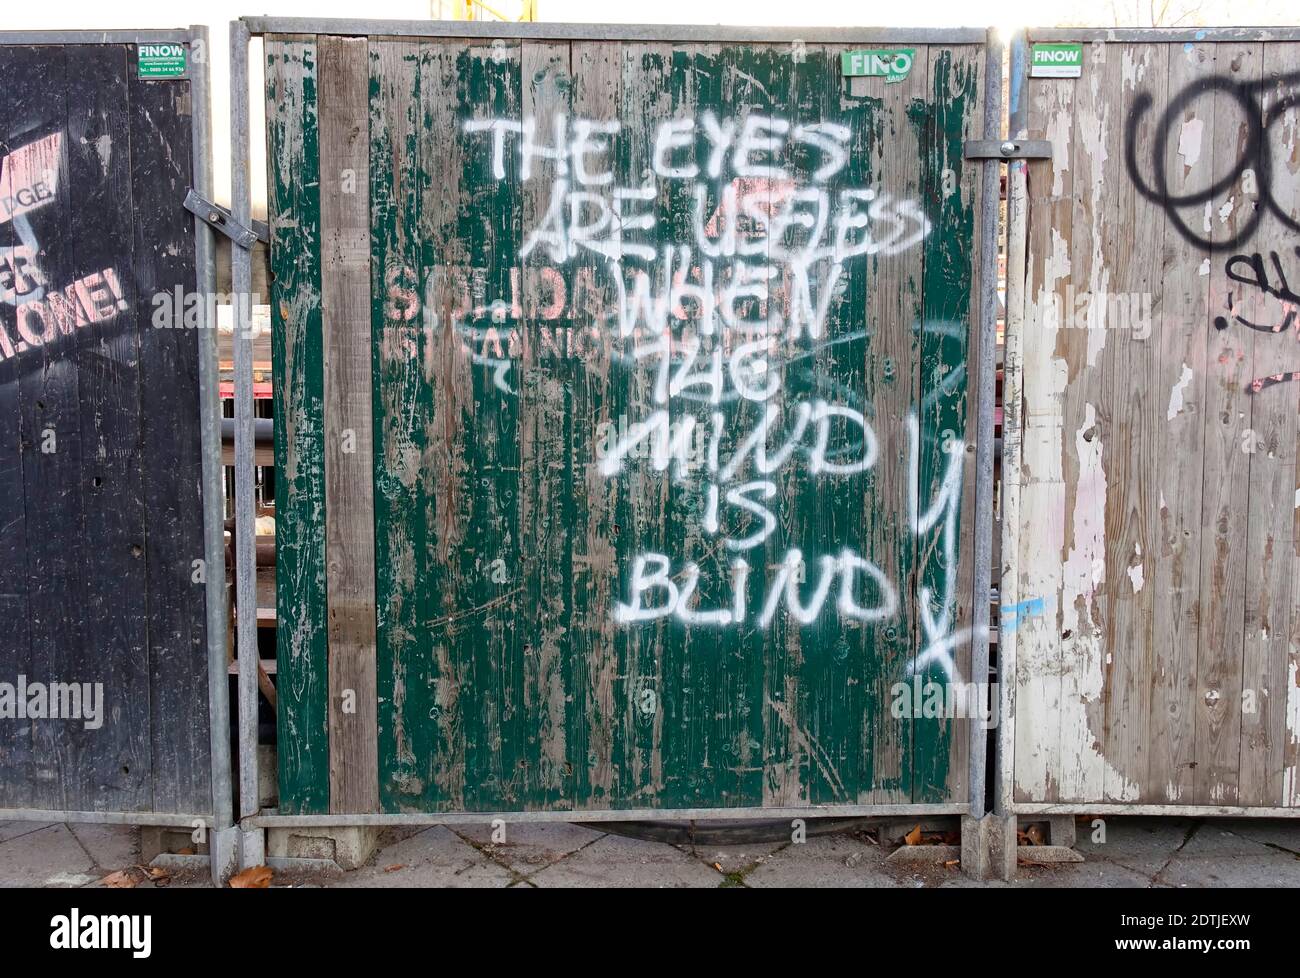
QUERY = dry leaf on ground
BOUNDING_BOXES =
[229,865,273,889]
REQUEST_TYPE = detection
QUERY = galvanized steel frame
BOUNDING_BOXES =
[0,27,233,865]
[232,16,1003,829]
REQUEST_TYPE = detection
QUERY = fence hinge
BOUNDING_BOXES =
[184,188,268,248]
[963,139,1052,161]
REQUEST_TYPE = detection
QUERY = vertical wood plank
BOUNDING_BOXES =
[1053,41,1116,803]
[1013,63,1075,804]
[518,40,574,807]
[610,41,669,807]
[1277,50,1300,809]
[1146,41,1214,804]
[267,38,331,814]
[131,54,210,814]
[16,45,83,812]
[0,45,40,809]
[913,44,981,802]
[409,38,471,810]
[69,45,152,810]
[786,42,869,806]
[859,43,927,805]
[1236,43,1297,807]
[447,38,523,812]
[1194,41,1261,806]
[318,34,379,814]
[568,40,620,807]
[1098,44,1164,802]
[370,39,424,810]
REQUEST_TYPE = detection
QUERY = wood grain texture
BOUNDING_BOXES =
[266,38,331,814]
[70,45,151,811]
[1014,60,1075,804]
[0,41,211,815]
[1100,43,1164,803]
[1146,42,1213,804]
[914,44,982,804]
[858,44,927,806]
[269,36,984,814]
[1236,42,1297,808]
[319,34,379,814]
[130,48,211,817]
[1012,39,1300,809]
[1194,42,1260,807]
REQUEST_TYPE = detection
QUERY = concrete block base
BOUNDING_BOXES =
[209,825,240,886]
[1048,815,1078,848]
[267,825,379,871]
[961,813,1018,880]
[240,826,265,870]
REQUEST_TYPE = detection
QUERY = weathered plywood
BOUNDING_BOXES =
[0,41,211,815]
[1014,59,1075,804]
[267,36,985,814]
[318,35,379,813]
[1012,38,1300,810]
[267,39,331,814]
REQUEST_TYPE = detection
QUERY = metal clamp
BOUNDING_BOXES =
[963,139,1052,161]
[184,188,268,249]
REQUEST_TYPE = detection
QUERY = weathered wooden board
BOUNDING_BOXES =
[1009,38,1300,809]
[266,34,986,814]
[0,41,211,814]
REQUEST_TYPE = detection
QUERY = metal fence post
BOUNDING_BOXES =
[969,26,1003,819]
[229,17,263,869]
[996,29,1030,823]
[190,22,238,885]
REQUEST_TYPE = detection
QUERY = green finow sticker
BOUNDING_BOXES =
[137,43,187,79]
[841,49,915,84]
[1030,43,1083,78]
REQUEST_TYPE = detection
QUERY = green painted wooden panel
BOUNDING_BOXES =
[265,36,984,813]
[266,40,330,814]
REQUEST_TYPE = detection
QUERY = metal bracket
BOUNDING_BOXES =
[184,188,268,248]
[963,139,1052,161]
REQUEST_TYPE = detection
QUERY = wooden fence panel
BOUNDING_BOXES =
[266,32,987,814]
[1010,36,1300,810]
[0,39,211,815]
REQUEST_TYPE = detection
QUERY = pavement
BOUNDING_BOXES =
[1,816,1298,887]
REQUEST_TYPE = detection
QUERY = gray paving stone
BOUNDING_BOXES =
[1072,816,1197,877]
[67,823,138,871]
[1208,818,1300,855]
[529,833,721,888]
[0,821,53,844]
[746,833,897,887]
[333,825,513,888]
[453,821,604,873]
[1158,853,1300,887]
[679,839,787,876]
[0,824,95,887]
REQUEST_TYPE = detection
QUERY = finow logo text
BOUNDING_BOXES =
[50,909,151,958]
[0,676,104,730]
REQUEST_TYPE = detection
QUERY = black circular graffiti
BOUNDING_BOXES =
[1124,71,1300,251]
